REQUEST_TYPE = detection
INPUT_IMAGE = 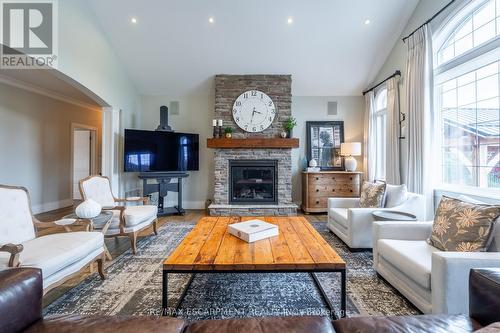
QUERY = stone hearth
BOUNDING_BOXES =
[208,74,297,216]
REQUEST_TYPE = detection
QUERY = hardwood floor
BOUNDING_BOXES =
[35,206,327,307]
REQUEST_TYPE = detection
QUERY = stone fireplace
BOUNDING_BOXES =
[208,74,298,216]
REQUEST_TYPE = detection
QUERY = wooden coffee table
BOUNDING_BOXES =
[162,216,346,318]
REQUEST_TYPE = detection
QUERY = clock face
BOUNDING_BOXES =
[232,90,276,133]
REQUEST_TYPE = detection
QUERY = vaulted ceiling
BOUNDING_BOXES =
[87,0,418,96]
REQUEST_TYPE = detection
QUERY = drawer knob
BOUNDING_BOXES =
[350,190,353,192]
[316,189,319,192]
[316,201,319,204]
[350,177,353,180]
[316,177,319,181]
[332,189,335,192]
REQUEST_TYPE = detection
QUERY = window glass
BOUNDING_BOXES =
[437,61,500,188]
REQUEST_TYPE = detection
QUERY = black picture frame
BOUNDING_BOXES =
[306,121,345,171]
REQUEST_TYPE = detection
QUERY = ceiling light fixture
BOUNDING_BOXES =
[287,17,293,24]
[208,17,215,23]
[364,19,371,25]
[131,17,137,24]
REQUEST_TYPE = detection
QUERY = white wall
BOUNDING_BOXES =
[140,79,215,209]
[58,0,143,195]
[291,96,365,203]
[0,83,102,214]
[370,0,451,183]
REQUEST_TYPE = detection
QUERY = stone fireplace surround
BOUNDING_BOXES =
[208,74,297,216]
[209,148,297,216]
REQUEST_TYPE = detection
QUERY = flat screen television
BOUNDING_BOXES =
[124,129,199,172]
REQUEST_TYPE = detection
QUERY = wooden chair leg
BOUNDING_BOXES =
[104,244,113,261]
[153,219,158,236]
[129,232,138,254]
[97,254,107,280]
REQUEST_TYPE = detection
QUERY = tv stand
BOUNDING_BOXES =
[138,172,189,216]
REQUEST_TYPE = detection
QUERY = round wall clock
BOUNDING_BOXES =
[232,90,276,133]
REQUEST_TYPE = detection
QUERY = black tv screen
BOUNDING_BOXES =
[124,129,199,172]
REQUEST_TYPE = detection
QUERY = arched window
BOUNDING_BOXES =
[437,0,499,65]
[434,0,500,189]
[374,87,388,180]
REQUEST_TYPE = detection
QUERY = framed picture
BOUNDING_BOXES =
[306,121,345,171]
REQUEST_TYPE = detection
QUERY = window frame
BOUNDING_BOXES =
[433,0,500,190]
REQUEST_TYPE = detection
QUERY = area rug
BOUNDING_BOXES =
[44,220,419,321]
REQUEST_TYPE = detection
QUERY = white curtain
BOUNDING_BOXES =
[386,77,401,185]
[363,91,376,182]
[404,25,434,217]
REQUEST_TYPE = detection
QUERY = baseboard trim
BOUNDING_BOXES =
[159,200,205,210]
[32,199,73,215]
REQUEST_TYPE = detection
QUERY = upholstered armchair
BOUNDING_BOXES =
[372,221,500,314]
[0,185,106,293]
[328,191,425,249]
[79,176,158,254]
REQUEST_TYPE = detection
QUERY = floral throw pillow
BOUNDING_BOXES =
[428,196,500,252]
[359,181,386,208]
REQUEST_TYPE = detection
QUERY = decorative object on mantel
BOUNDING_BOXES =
[340,142,362,172]
[280,131,287,138]
[232,90,277,133]
[218,119,224,138]
[212,119,219,138]
[306,121,345,171]
[207,137,299,149]
[228,219,279,243]
[224,127,233,139]
[75,199,102,219]
[283,116,297,138]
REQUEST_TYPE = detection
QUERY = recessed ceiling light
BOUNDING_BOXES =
[131,17,137,24]
[208,17,215,23]
[287,17,293,24]
[364,19,371,25]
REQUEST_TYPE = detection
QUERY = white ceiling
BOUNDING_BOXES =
[87,0,418,96]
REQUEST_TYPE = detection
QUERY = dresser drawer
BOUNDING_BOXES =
[308,197,329,208]
[308,174,360,184]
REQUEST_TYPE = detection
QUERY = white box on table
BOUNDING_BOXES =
[228,219,279,243]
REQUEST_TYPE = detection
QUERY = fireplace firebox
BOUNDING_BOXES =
[229,160,278,205]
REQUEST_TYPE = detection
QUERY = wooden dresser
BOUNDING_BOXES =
[301,171,363,213]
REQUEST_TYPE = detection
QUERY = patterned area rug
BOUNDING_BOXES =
[44,220,419,321]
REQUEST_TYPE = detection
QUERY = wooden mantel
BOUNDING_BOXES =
[207,138,299,149]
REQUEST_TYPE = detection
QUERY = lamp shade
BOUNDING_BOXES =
[340,142,362,156]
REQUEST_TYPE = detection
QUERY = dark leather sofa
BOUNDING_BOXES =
[1,268,498,333]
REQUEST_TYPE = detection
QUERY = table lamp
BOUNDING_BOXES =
[340,142,362,172]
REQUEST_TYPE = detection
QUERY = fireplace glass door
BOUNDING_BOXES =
[229,160,278,205]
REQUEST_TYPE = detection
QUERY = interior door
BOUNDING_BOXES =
[73,130,91,200]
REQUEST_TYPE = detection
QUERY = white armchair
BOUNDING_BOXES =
[0,185,106,293]
[79,176,158,254]
[373,221,500,314]
[328,192,425,249]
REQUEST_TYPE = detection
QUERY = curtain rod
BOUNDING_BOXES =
[362,70,401,95]
[402,0,456,43]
